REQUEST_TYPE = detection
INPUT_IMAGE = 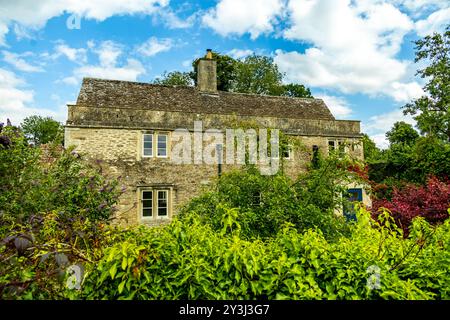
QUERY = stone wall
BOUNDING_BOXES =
[65,119,365,226]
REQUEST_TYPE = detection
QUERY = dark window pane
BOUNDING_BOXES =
[142,191,152,200]
[142,208,152,217]
[144,142,152,148]
[142,200,152,208]
[158,207,167,216]
[158,191,166,199]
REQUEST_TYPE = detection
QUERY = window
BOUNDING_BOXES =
[328,140,335,154]
[142,132,169,158]
[143,134,153,157]
[282,146,292,159]
[141,191,153,218]
[312,145,319,168]
[140,189,171,220]
[157,134,168,157]
[328,139,346,156]
[157,190,168,217]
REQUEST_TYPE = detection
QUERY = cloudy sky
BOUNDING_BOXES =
[0,0,448,148]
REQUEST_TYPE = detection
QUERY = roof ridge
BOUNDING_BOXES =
[82,77,322,101]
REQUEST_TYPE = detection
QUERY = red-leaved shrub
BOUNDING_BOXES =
[372,176,450,233]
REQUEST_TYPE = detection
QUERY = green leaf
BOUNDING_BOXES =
[118,281,126,294]
[109,264,117,279]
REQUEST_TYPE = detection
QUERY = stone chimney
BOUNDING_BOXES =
[197,49,217,93]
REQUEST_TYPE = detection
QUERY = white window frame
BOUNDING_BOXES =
[156,133,168,158]
[142,133,153,158]
[141,190,153,220]
[156,190,169,219]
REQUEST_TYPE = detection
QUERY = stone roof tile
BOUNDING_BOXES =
[76,78,335,120]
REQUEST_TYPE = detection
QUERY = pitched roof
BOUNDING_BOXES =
[75,78,335,120]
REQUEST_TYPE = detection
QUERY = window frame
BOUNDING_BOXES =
[156,190,169,218]
[141,190,153,220]
[142,133,154,158]
[156,133,168,158]
[139,188,171,222]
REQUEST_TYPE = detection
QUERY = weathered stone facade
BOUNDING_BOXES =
[65,51,370,226]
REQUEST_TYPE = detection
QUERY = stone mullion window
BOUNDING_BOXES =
[140,188,171,221]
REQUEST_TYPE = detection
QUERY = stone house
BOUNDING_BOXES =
[64,50,370,226]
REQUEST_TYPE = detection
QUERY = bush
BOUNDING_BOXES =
[179,154,362,241]
[0,124,121,222]
[0,123,122,299]
[372,176,450,233]
[80,207,450,300]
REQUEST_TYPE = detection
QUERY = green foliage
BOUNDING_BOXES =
[179,151,362,241]
[386,122,419,146]
[402,25,450,142]
[20,115,63,146]
[278,83,313,98]
[232,54,283,95]
[361,134,381,162]
[188,51,313,97]
[0,126,121,222]
[153,71,193,86]
[80,207,450,300]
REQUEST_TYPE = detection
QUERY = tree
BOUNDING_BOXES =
[403,25,450,142]
[20,116,63,146]
[153,71,193,86]
[232,54,283,95]
[278,83,313,98]
[386,121,419,146]
[361,134,381,162]
[191,51,237,91]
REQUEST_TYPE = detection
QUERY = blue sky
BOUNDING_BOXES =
[0,0,449,148]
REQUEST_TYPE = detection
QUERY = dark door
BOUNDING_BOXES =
[343,188,362,221]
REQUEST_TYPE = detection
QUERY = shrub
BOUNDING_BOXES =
[372,176,450,233]
[0,124,121,222]
[179,151,364,241]
[80,207,450,300]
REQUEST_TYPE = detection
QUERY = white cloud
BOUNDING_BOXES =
[2,51,44,72]
[52,43,87,64]
[0,0,169,45]
[136,37,173,57]
[95,41,123,66]
[227,49,253,59]
[415,7,450,36]
[61,40,146,84]
[202,0,284,39]
[274,0,426,102]
[315,95,352,119]
[362,109,416,148]
[156,8,197,29]
[73,59,145,82]
[0,68,65,124]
